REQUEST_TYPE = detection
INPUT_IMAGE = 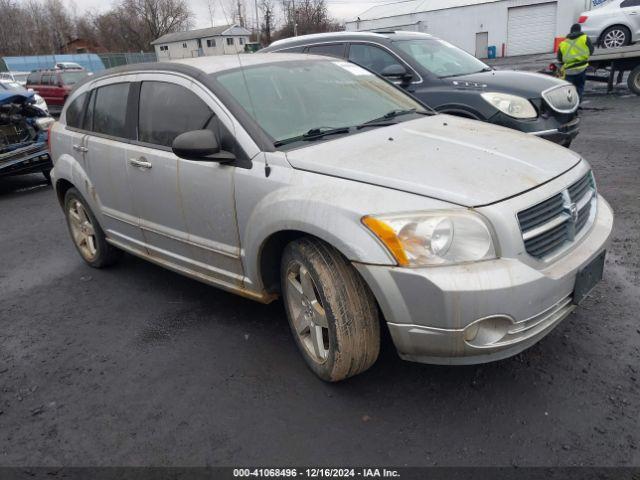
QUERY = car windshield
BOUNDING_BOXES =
[214,60,426,145]
[61,72,88,85]
[394,38,491,78]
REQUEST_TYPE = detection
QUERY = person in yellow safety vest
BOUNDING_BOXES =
[557,23,595,103]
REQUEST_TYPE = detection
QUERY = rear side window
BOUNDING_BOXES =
[306,43,346,58]
[41,74,52,86]
[348,44,402,75]
[27,72,41,85]
[92,83,131,138]
[138,82,212,147]
[65,94,87,129]
[621,0,640,6]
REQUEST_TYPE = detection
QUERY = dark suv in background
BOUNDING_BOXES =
[262,31,581,147]
[26,68,88,114]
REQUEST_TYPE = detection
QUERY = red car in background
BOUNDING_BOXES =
[26,68,88,114]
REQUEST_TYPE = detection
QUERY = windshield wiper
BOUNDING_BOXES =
[274,126,352,147]
[356,109,430,129]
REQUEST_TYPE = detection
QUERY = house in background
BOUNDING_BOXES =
[62,38,108,54]
[152,25,252,59]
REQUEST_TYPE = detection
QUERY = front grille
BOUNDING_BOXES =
[541,84,580,114]
[518,172,597,259]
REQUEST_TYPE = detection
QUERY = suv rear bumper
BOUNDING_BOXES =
[354,196,614,365]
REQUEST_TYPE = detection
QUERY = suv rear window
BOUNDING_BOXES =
[92,83,131,138]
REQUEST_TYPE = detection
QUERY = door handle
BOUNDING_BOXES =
[72,144,88,153]
[129,158,153,169]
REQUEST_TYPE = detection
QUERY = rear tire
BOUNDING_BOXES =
[63,187,121,268]
[600,26,631,49]
[628,65,640,95]
[281,237,380,382]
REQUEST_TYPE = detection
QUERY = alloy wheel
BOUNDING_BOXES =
[285,262,330,364]
[603,29,626,48]
[68,199,98,261]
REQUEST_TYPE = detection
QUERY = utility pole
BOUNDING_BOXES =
[237,0,244,26]
[254,0,259,44]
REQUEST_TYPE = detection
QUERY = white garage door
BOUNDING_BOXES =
[507,2,557,56]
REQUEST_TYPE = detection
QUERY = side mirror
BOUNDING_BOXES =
[172,130,235,162]
[381,64,413,84]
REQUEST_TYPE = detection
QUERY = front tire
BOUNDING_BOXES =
[281,238,380,382]
[600,26,631,49]
[63,188,121,268]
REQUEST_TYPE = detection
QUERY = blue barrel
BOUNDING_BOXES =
[487,46,497,59]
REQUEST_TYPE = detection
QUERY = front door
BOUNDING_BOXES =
[125,76,243,285]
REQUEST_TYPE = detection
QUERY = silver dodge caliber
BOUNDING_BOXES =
[50,54,614,382]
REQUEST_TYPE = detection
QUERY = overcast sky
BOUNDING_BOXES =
[61,0,384,29]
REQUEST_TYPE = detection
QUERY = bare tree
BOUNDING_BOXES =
[273,0,340,42]
[259,0,275,45]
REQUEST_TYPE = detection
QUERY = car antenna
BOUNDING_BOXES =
[219,0,271,177]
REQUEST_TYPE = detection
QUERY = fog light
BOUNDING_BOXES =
[464,315,513,347]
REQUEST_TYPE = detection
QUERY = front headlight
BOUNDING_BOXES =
[362,211,497,267]
[481,92,537,119]
[35,117,54,130]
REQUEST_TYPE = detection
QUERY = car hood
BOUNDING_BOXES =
[448,70,567,98]
[0,90,34,105]
[285,115,582,207]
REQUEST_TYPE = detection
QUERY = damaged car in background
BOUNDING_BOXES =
[0,89,54,182]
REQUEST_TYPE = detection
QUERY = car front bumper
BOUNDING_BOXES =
[531,116,581,147]
[354,196,614,365]
[0,142,51,177]
[491,112,580,147]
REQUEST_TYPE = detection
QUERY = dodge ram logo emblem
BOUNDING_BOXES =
[568,202,578,223]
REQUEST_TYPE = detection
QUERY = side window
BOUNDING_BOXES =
[621,0,640,7]
[92,83,131,138]
[65,93,87,129]
[280,46,305,53]
[348,44,403,75]
[27,72,41,85]
[138,82,213,148]
[306,43,346,58]
[41,74,51,86]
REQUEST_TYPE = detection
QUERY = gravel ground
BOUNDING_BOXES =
[0,91,639,468]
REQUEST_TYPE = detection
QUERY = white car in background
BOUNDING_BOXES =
[0,71,30,87]
[579,0,640,48]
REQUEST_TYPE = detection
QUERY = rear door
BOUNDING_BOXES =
[125,75,243,283]
[38,73,53,105]
[83,77,146,249]
[621,0,640,35]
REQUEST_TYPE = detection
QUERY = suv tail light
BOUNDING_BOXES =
[578,15,588,23]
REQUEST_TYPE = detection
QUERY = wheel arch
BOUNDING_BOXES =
[55,178,75,207]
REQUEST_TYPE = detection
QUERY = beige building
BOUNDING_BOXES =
[152,25,252,60]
